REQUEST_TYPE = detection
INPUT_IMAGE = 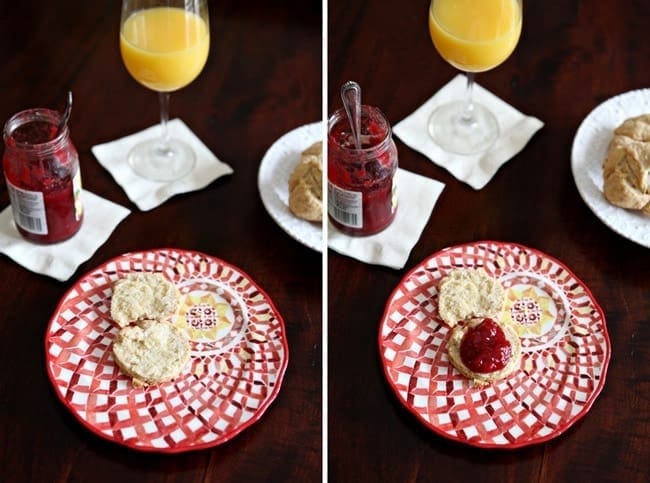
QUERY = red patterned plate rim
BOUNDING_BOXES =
[45,248,289,453]
[378,241,611,449]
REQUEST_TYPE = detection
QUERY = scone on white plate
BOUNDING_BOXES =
[603,114,650,213]
[110,272,180,327]
[112,319,190,387]
[437,268,505,327]
[447,317,522,387]
[289,141,323,222]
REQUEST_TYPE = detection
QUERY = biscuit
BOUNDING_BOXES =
[437,268,505,328]
[289,141,323,222]
[110,272,180,327]
[614,113,650,142]
[446,318,522,387]
[301,140,323,158]
[603,114,650,212]
[112,319,190,386]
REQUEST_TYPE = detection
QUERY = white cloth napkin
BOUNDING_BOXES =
[393,74,544,190]
[328,168,444,269]
[0,190,130,281]
[92,119,233,211]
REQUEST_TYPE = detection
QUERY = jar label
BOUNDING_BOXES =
[5,177,48,235]
[328,182,362,228]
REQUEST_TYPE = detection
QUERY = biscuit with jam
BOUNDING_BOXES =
[447,317,522,387]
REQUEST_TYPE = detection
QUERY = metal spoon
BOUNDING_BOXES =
[340,81,362,149]
[57,91,73,134]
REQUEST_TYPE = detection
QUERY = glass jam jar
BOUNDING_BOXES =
[3,108,83,243]
[328,105,398,236]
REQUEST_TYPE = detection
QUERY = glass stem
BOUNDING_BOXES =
[158,91,171,152]
[460,72,477,126]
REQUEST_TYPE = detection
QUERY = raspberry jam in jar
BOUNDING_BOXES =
[3,108,83,243]
[327,105,398,236]
[460,318,512,373]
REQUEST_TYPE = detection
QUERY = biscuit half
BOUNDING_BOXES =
[446,318,522,387]
[110,272,180,328]
[437,268,505,328]
[112,319,190,386]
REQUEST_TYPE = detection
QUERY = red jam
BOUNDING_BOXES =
[3,108,83,244]
[327,106,398,236]
[460,318,512,373]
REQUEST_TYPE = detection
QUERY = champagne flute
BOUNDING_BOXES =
[120,0,209,181]
[428,0,522,155]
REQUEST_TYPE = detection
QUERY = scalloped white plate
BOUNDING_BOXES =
[571,88,650,248]
[258,122,322,252]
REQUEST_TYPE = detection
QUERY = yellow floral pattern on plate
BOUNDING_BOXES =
[175,291,233,342]
[502,284,557,338]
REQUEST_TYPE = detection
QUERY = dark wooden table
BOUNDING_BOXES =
[328,0,648,481]
[0,1,321,481]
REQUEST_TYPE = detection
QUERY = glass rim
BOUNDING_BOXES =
[3,108,69,152]
[327,106,393,155]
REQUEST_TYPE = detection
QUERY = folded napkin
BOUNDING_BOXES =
[92,119,233,211]
[0,190,130,281]
[328,168,444,269]
[393,74,544,190]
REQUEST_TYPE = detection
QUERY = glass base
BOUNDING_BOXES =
[128,138,196,182]
[428,100,499,155]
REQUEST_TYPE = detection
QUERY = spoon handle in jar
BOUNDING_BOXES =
[57,91,73,134]
[340,81,362,150]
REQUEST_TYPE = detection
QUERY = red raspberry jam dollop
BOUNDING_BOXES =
[327,106,398,236]
[460,318,512,373]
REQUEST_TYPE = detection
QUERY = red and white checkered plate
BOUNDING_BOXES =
[45,249,288,453]
[379,241,610,448]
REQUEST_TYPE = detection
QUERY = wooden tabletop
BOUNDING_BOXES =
[2,0,649,481]
[328,0,648,481]
[0,1,321,481]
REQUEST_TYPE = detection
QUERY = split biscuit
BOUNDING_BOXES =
[112,319,190,387]
[437,268,505,327]
[110,272,180,328]
[446,318,522,387]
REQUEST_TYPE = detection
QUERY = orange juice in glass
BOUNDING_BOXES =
[428,0,522,154]
[120,0,210,181]
[120,7,209,92]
